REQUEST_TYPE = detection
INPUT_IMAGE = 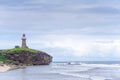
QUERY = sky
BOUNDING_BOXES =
[0,0,120,61]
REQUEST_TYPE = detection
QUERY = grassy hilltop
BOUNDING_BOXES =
[0,48,52,65]
[0,48,39,54]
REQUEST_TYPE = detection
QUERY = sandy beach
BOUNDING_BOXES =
[0,65,11,72]
[0,64,25,72]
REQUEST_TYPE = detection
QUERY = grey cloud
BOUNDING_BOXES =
[0,0,119,36]
[80,7,120,14]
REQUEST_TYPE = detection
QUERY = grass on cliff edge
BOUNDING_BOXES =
[0,48,39,54]
[0,48,41,63]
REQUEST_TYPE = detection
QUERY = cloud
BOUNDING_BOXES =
[80,7,120,14]
[0,0,120,61]
[25,35,120,60]
[0,0,119,34]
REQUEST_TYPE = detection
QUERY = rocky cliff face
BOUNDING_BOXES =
[4,51,52,65]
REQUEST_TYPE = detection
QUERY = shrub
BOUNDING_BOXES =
[15,45,20,48]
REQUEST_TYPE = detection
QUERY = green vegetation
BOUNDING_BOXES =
[0,56,7,61]
[0,48,39,63]
[15,45,20,48]
[0,48,39,54]
[0,56,12,63]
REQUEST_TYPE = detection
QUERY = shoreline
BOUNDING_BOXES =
[0,64,26,72]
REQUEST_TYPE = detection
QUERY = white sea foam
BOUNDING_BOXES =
[90,76,111,80]
[80,63,120,68]
[59,72,110,80]
[59,72,90,79]
[51,62,120,80]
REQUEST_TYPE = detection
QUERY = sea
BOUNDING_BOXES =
[0,61,120,80]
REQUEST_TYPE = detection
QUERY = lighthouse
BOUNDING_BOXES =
[21,34,27,48]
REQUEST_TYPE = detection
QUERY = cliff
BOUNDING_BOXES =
[0,48,52,66]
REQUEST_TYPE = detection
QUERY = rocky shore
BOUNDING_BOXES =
[0,48,52,72]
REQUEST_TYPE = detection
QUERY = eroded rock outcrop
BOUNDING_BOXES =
[4,50,52,65]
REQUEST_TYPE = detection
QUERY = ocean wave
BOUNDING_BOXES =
[51,62,120,80]
[59,72,91,79]
[59,72,111,80]
[80,63,120,68]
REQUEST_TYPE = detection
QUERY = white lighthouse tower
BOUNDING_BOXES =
[21,34,27,48]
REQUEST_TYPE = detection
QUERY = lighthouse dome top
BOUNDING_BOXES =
[22,33,26,39]
[23,34,25,37]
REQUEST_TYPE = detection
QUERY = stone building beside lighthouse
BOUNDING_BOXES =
[21,34,27,48]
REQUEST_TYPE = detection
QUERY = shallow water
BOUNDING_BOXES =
[0,62,120,80]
